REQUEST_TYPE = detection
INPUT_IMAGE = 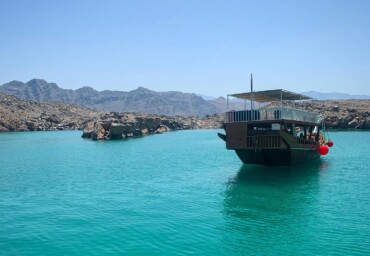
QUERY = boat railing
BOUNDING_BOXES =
[224,107,320,123]
[295,136,318,146]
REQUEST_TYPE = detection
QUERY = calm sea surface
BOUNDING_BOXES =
[0,130,369,255]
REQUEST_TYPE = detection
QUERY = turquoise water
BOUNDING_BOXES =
[0,130,369,255]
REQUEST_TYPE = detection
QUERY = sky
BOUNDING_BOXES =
[0,0,369,97]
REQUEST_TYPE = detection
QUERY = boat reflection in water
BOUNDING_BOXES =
[221,160,329,254]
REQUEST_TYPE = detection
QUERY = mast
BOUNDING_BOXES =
[250,73,253,111]
[280,89,283,108]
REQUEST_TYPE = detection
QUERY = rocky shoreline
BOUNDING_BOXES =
[81,112,223,140]
[82,99,370,140]
[1,91,370,136]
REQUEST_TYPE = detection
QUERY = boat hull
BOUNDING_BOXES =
[234,148,320,166]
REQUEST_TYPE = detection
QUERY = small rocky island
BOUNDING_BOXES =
[81,112,223,140]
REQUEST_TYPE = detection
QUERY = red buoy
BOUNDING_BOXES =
[318,145,329,155]
[327,140,334,147]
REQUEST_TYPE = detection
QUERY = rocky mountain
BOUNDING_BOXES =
[301,91,370,100]
[197,94,216,101]
[0,79,219,116]
[208,97,246,113]
[0,92,101,132]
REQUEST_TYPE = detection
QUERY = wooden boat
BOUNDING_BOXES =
[218,87,328,165]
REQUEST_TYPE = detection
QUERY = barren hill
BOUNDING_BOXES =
[0,92,100,132]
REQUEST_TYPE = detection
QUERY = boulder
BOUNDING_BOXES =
[81,122,95,138]
[331,106,339,112]
[155,125,170,134]
[348,118,359,128]
[133,128,143,137]
[109,123,126,139]
[100,121,112,131]
[118,123,136,134]
[26,121,35,131]
[67,122,77,128]
[358,119,370,129]
[91,123,105,140]
[0,126,8,132]
[337,116,352,128]
[141,128,148,135]
[45,114,62,124]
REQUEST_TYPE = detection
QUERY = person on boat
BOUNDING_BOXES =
[319,133,325,145]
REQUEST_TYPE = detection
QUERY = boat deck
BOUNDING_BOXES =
[224,107,321,124]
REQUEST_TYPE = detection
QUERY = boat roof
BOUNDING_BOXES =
[228,89,312,102]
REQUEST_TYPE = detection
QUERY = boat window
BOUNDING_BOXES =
[272,123,280,130]
[247,123,281,135]
[296,126,304,137]
[286,123,294,135]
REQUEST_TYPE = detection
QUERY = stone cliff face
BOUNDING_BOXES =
[0,92,101,132]
[81,112,223,140]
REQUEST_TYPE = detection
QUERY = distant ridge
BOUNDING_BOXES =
[3,79,369,116]
[197,94,216,101]
[0,79,218,116]
[301,90,370,100]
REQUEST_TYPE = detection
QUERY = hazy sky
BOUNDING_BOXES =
[1,0,369,97]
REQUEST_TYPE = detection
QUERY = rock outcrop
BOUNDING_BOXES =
[81,112,223,140]
[0,92,101,132]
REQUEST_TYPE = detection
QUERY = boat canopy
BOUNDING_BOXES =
[228,89,312,102]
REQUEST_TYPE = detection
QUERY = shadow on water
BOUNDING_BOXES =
[228,159,328,186]
[221,159,330,254]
